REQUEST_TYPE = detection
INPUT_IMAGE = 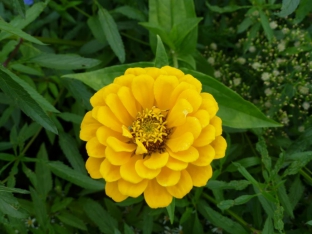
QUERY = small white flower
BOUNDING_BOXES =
[298,126,305,132]
[264,101,271,108]
[249,45,256,53]
[264,88,273,96]
[207,57,215,65]
[282,116,289,125]
[212,227,223,234]
[236,57,246,64]
[25,217,36,228]
[294,65,302,71]
[282,28,290,34]
[214,70,222,78]
[269,21,278,29]
[261,72,270,81]
[252,62,261,70]
[309,61,312,68]
[276,58,284,65]
[298,86,309,95]
[303,102,310,110]
[294,41,300,47]
[233,78,241,86]
[210,43,217,50]
[252,10,259,16]
[277,42,285,52]
[273,69,280,76]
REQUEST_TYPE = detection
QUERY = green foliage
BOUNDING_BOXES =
[0,0,311,233]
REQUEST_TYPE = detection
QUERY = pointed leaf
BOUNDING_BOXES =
[155,35,168,68]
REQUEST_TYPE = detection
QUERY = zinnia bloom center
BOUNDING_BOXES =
[130,107,170,156]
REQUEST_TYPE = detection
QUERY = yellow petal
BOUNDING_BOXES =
[80,111,102,141]
[177,89,202,112]
[171,117,202,140]
[166,170,192,198]
[95,106,122,132]
[179,74,202,92]
[85,157,103,179]
[143,152,169,169]
[210,116,222,136]
[144,179,172,208]
[122,125,133,138]
[86,137,106,158]
[166,99,193,128]
[135,139,148,155]
[105,181,128,202]
[166,146,199,162]
[105,93,133,126]
[200,93,219,118]
[135,159,161,179]
[114,74,135,87]
[154,75,179,110]
[118,179,148,197]
[96,126,126,146]
[192,145,215,166]
[106,137,136,152]
[100,159,121,182]
[193,125,216,147]
[187,164,212,187]
[105,146,132,165]
[117,86,139,118]
[125,67,146,76]
[131,75,154,109]
[120,155,143,183]
[211,136,227,159]
[191,109,210,128]
[156,167,181,187]
[166,157,188,171]
[166,132,194,152]
[169,82,196,109]
[144,67,167,78]
[160,66,184,78]
[90,87,106,107]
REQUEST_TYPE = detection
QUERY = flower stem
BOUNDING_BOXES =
[299,169,312,184]
[172,51,178,68]
[3,38,23,67]
[202,193,261,233]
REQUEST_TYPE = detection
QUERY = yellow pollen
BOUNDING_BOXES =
[129,107,170,156]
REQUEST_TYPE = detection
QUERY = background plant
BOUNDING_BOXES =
[0,0,311,233]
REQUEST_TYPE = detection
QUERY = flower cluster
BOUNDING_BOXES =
[80,66,226,208]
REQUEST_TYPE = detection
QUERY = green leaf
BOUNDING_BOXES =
[57,112,83,124]
[225,157,261,172]
[218,194,258,210]
[63,62,154,91]
[207,180,251,190]
[28,53,101,70]
[0,185,29,194]
[256,136,271,172]
[35,144,52,199]
[83,199,118,234]
[181,69,282,128]
[0,2,46,41]
[0,66,59,113]
[166,198,175,224]
[51,198,74,213]
[289,175,305,210]
[0,20,45,45]
[198,200,249,234]
[206,2,250,13]
[115,6,146,21]
[273,204,284,231]
[253,185,275,217]
[262,217,274,234]
[98,6,125,63]
[0,192,27,218]
[58,132,87,175]
[277,182,294,218]
[30,187,48,228]
[13,0,26,18]
[294,0,312,23]
[115,196,144,207]
[237,17,253,33]
[306,220,312,226]
[154,35,168,68]
[259,10,273,42]
[0,67,58,134]
[87,16,108,45]
[276,0,300,17]
[142,207,153,234]
[56,211,87,231]
[124,223,135,234]
[11,63,44,76]
[48,161,104,190]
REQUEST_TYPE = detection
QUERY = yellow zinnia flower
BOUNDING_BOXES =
[80,66,227,208]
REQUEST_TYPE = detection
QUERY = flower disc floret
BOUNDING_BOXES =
[80,66,227,208]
